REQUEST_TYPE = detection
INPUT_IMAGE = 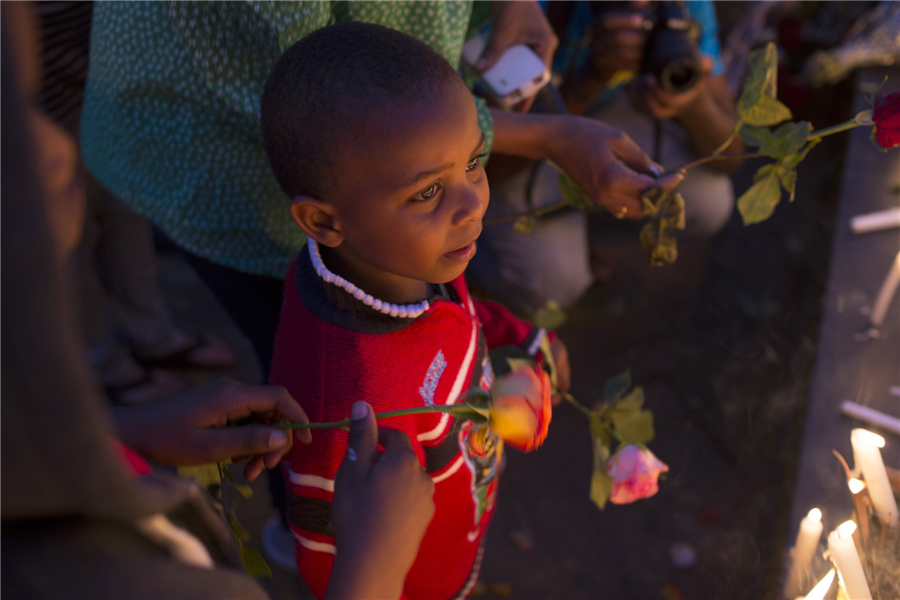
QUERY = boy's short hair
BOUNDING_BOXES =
[261,21,462,200]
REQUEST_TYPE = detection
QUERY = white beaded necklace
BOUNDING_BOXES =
[308,237,431,319]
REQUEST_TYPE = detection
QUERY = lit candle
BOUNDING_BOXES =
[827,521,871,600]
[784,508,824,598]
[801,569,835,600]
[850,429,899,526]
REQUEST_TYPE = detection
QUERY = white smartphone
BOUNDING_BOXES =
[462,33,550,108]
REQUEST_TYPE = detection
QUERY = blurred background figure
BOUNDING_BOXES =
[470,0,744,313]
[33,1,239,405]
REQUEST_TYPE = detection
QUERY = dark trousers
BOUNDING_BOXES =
[179,251,285,376]
[179,250,288,520]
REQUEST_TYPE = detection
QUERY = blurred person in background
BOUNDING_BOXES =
[34,1,239,406]
[470,0,743,310]
[1,7,435,596]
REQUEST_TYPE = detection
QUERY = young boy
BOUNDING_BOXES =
[263,22,568,600]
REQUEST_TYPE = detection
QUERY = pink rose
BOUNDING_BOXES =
[607,445,668,504]
[488,363,552,453]
[873,89,900,150]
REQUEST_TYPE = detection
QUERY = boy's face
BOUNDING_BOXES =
[316,79,489,287]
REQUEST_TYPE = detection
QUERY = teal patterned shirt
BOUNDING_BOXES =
[81,1,493,278]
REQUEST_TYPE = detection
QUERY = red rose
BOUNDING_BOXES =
[607,445,669,504]
[873,89,900,150]
[488,363,552,452]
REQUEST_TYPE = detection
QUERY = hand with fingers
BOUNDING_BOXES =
[475,0,558,113]
[111,378,312,481]
[545,116,685,219]
[326,402,435,600]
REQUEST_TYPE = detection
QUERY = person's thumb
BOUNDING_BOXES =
[200,425,290,462]
[475,32,511,72]
[346,401,379,470]
[609,130,653,174]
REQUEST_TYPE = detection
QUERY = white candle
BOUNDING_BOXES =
[851,207,900,234]
[784,508,824,598]
[801,569,835,600]
[851,428,899,526]
[827,521,871,600]
[841,401,900,437]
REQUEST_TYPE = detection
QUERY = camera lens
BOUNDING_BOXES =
[660,59,699,94]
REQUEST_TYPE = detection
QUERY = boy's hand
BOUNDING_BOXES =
[111,378,311,481]
[550,337,571,406]
[327,402,435,600]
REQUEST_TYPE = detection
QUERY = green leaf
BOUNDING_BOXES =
[778,168,797,202]
[603,370,632,403]
[537,331,559,393]
[783,138,821,169]
[739,125,771,148]
[178,463,222,489]
[610,409,655,445]
[640,219,678,266]
[239,544,273,579]
[506,357,533,374]
[590,437,613,510]
[612,387,645,413]
[589,413,611,447]
[512,215,535,234]
[558,172,592,210]
[228,510,251,543]
[741,95,792,127]
[532,300,567,330]
[738,42,778,114]
[737,166,782,225]
[762,121,811,158]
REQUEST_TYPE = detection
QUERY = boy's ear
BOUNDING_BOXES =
[289,196,343,247]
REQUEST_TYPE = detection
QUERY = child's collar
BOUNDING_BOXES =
[307,237,432,319]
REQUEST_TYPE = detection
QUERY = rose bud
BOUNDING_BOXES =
[607,445,669,504]
[488,364,552,452]
[873,89,900,150]
[468,424,489,457]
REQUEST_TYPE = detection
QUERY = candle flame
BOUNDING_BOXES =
[807,508,822,522]
[803,569,835,600]
[848,478,866,494]
[836,520,857,539]
[851,428,885,448]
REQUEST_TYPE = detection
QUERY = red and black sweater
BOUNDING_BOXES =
[269,245,546,600]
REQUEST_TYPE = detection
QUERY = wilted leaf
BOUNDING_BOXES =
[532,300,566,330]
[590,438,613,510]
[603,370,632,403]
[640,187,668,217]
[640,220,678,266]
[537,332,559,393]
[737,167,782,225]
[666,192,686,230]
[506,357,533,374]
[741,95,792,127]
[228,510,252,543]
[178,463,222,489]
[239,544,273,578]
[558,172,592,210]
[513,215,535,234]
[611,409,655,445]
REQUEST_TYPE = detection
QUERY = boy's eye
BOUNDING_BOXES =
[414,184,440,202]
[467,152,487,172]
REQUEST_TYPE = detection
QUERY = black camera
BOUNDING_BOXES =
[592,1,702,94]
